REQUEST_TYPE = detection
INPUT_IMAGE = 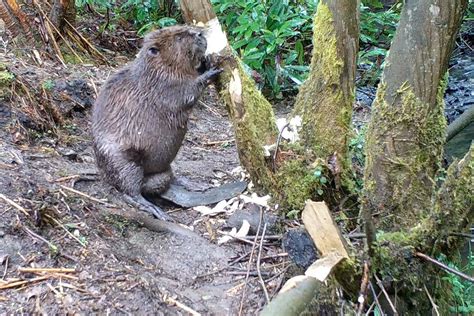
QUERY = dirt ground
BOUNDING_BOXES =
[0,54,288,314]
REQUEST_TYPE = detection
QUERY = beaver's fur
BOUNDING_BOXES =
[92,25,221,220]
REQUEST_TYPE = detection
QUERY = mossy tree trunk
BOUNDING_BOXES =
[292,0,359,192]
[362,0,471,312]
[180,0,278,191]
[362,0,468,231]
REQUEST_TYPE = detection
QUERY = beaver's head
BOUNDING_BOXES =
[140,25,207,76]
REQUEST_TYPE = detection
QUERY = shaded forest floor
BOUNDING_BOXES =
[0,19,473,314]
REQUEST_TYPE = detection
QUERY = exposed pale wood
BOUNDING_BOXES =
[302,200,349,258]
[180,0,216,25]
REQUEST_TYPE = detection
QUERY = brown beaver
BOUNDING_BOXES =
[92,25,221,220]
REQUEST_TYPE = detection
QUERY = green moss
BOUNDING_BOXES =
[0,68,14,85]
[293,2,354,180]
[0,63,14,99]
[362,82,446,230]
[220,56,278,191]
[276,159,320,210]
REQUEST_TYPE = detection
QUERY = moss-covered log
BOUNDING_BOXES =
[362,0,468,232]
[292,0,359,187]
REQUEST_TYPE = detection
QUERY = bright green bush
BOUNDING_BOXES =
[211,0,317,98]
[75,0,179,35]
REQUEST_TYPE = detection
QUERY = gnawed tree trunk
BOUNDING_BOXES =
[362,0,470,312]
[292,0,359,190]
[180,0,278,191]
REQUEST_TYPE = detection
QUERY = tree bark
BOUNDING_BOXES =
[292,0,359,191]
[361,0,469,312]
[49,0,76,33]
[180,0,216,25]
[362,0,468,231]
[0,0,33,40]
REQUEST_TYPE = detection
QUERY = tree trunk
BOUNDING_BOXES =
[180,0,216,25]
[49,0,76,33]
[0,0,33,40]
[362,0,469,312]
[180,0,278,192]
[362,0,468,231]
[292,0,359,191]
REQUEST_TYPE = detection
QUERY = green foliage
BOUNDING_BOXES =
[75,0,178,35]
[439,251,474,314]
[212,0,317,98]
[42,80,55,91]
[358,2,400,85]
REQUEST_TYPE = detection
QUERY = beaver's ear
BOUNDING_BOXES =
[148,47,159,56]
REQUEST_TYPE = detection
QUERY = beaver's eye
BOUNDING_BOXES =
[148,47,159,55]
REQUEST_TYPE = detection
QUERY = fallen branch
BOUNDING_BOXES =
[415,252,474,283]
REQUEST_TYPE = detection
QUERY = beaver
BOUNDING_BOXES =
[92,25,221,220]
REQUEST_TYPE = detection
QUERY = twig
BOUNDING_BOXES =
[63,19,108,64]
[365,285,383,315]
[238,208,264,316]
[54,175,81,182]
[257,223,270,303]
[374,274,398,315]
[194,252,252,280]
[23,227,57,251]
[203,139,234,146]
[357,261,370,316]
[423,284,440,316]
[217,230,270,250]
[18,267,76,274]
[242,235,282,241]
[165,296,201,316]
[198,100,222,117]
[59,185,117,208]
[0,276,49,290]
[0,194,29,216]
[43,214,87,248]
[460,34,474,52]
[415,252,474,283]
